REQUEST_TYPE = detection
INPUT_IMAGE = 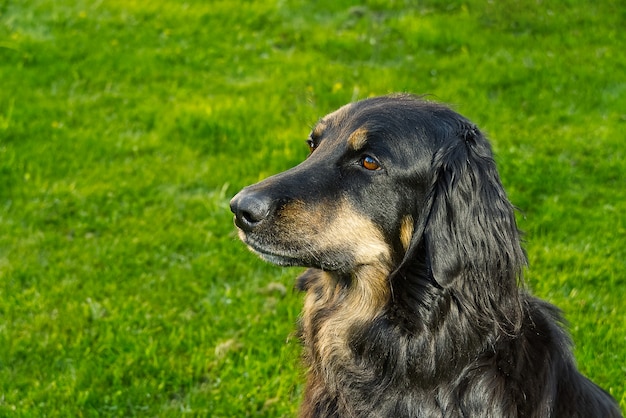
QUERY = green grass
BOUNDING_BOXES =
[1,0,624,415]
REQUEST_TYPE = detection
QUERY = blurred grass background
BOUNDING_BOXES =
[1,0,624,416]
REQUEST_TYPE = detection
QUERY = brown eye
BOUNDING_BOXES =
[306,139,316,153]
[361,155,380,171]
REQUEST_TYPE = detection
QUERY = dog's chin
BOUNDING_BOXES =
[239,232,305,267]
[239,231,345,271]
[249,245,303,267]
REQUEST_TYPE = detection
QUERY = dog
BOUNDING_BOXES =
[230,94,622,417]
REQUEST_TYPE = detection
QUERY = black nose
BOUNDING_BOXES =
[230,191,273,232]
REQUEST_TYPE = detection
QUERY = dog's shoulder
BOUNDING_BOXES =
[506,294,623,417]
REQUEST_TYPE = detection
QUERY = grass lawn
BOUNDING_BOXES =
[1,0,624,415]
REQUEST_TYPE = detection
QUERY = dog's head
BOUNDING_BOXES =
[230,94,525,291]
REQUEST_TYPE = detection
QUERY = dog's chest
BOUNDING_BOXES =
[298,269,392,378]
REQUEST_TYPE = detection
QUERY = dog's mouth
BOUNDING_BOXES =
[237,229,347,271]
[237,230,304,267]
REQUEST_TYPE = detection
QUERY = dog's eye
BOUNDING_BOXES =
[360,155,381,171]
[306,139,316,153]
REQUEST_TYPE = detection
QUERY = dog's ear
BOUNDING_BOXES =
[422,122,526,288]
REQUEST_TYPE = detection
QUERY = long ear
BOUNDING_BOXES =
[423,122,526,288]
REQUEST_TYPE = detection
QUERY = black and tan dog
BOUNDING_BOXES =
[230,94,621,417]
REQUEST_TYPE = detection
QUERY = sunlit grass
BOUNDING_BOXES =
[1,0,624,415]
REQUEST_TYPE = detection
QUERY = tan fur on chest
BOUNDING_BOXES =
[300,265,391,388]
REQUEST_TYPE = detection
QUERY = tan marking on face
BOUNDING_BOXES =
[279,197,391,268]
[347,127,368,151]
[400,215,414,251]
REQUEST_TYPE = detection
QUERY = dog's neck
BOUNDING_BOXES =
[297,256,524,390]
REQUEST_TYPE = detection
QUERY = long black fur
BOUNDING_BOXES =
[230,95,622,417]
